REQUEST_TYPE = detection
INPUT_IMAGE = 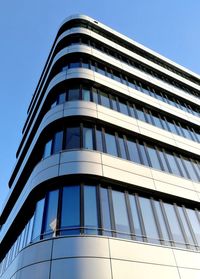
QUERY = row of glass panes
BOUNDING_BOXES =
[58,20,200,88]
[50,84,200,144]
[1,184,200,275]
[55,34,200,100]
[43,122,200,182]
[59,56,200,118]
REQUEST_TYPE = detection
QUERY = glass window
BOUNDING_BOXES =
[26,215,34,245]
[43,139,52,159]
[146,145,162,170]
[182,157,199,181]
[105,132,118,156]
[154,200,171,244]
[139,197,160,243]
[151,114,163,129]
[66,127,80,149]
[185,208,200,245]
[82,87,91,101]
[129,194,143,241]
[99,91,110,108]
[43,190,59,237]
[100,187,112,236]
[177,206,196,247]
[53,131,63,154]
[163,202,186,247]
[84,185,98,234]
[137,142,149,166]
[95,128,103,152]
[135,107,146,122]
[118,101,129,115]
[118,136,127,159]
[61,185,80,235]
[126,138,141,163]
[68,88,80,101]
[110,95,118,111]
[176,156,190,179]
[57,92,66,104]
[69,61,81,68]
[112,190,131,238]
[92,88,99,104]
[32,198,45,241]
[83,126,93,150]
[165,151,181,176]
[157,148,169,172]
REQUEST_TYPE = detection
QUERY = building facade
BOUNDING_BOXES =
[0,14,200,279]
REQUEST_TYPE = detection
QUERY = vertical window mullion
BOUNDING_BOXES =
[182,206,199,247]
[174,204,189,248]
[151,198,164,244]
[80,183,84,234]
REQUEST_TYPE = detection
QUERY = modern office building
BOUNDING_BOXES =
[0,14,200,279]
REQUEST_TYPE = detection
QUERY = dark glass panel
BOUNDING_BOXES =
[126,138,141,163]
[53,131,63,154]
[57,92,66,104]
[165,151,181,176]
[105,132,118,156]
[84,185,98,234]
[95,128,103,152]
[61,185,80,235]
[43,190,59,237]
[66,127,80,149]
[146,145,162,170]
[32,198,45,241]
[118,136,127,159]
[43,140,52,159]
[99,91,110,108]
[118,101,129,115]
[68,88,80,101]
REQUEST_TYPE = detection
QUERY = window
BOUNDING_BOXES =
[67,87,80,101]
[61,186,80,235]
[105,132,118,156]
[83,126,93,149]
[43,140,52,159]
[84,185,98,234]
[65,127,80,149]
[100,187,112,236]
[139,197,160,243]
[163,203,186,247]
[126,138,141,163]
[43,190,59,237]
[129,194,143,241]
[53,131,63,154]
[31,198,45,242]
[112,190,131,238]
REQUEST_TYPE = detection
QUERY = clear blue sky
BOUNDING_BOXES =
[0,0,200,210]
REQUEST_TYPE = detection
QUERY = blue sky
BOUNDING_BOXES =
[0,0,200,210]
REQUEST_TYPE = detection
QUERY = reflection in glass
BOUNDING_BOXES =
[31,199,45,242]
[139,197,160,243]
[84,185,98,234]
[61,186,80,235]
[43,190,59,237]
[100,187,112,236]
[112,190,130,238]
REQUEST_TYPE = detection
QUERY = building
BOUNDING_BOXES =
[0,14,200,279]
